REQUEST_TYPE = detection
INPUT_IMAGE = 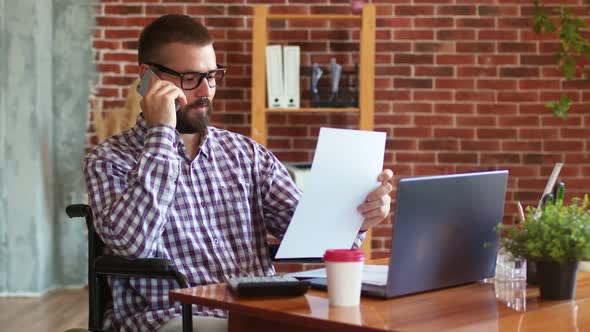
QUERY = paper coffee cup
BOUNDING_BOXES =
[323,249,365,307]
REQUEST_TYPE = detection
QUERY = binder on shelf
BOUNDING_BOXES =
[265,45,284,108]
[283,45,300,109]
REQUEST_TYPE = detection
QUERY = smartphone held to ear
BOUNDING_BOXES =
[136,69,182,111]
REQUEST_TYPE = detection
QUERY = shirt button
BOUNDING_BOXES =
[214,238,220,246]
[200,202,206,208]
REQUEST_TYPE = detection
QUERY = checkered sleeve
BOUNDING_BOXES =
[84,125,181,258]
[256,147,302,240]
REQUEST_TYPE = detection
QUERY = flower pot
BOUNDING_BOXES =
[527,261,537,285]
[536,261,578,300]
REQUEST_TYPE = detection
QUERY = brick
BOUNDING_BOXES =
[415,66,454,77]
[310,30,349,40]
[386,139,417,150]
[435,104,475,114]
[477,79,516,90]
[541,115,582,127]
[456,42,495,53]
[503,141,542,152]
[477,128,517,139]
[330,42,359,52]
[104,5,143,15]
[396,153,436,163]
[414,42,454,53]
[394,127,433,138]
[394,78,433,89]
[460,140,500,151]
[563,80,590,89]
[375,90,411,101]
[520,55,556,66]
[395,6,435,16]
[394,30,434,40]
[438,5,476,16]
[436,79,474,89]
[499,43,537,53]
[227,6,253,16]
[478,55,517,65]
[565,154,590,164]
[105,28,141,39]
[455,91,495,102]
[375,114,412,125]
[561,129,590,139]
[376,66,411,76]
[478,5,519,16]
[414,17,454,28]
[377,18,412,28]
[205,17,245,28]
[438,153,478,164]
[97,63,121,74]
[145,5,185,15]
[414,165,456,176]
[436,55,475,65]
[499,116,540,127]
[498,18,532,29]
[414,115,453,126]
[477,104,517,115]
[419,139,458,151]
[519,80,560,90]
[436,30,476,40]
[498,92,538,102]
[544,141,584,152]
[456,18,495,28]
[434,128,474,139]
[478,30,518,41]
[458,67,497,77]
[414,91,453,101]
[103,52,137,62]
[394,54,433,64]
[392,103,432,113]
[456,116,496,126]
[503,166,540,177]
[519,129,559,140]
[376,42,412,52]
[481,153,521,164]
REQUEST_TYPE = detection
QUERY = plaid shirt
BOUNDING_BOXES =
[84,115,364,331]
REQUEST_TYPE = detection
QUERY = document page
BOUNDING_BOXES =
[275,127,386,259]
[286,265,388,286]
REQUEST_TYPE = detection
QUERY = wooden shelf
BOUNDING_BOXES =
[268,14,361,21]
[250,5,376,259]
[265,108,360,113]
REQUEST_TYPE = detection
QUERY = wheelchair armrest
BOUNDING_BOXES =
[94,255,190,288]
[66,204,92,218]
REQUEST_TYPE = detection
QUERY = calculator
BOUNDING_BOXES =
[225,275,311,297]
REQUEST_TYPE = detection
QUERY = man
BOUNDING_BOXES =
[84,14,393,332]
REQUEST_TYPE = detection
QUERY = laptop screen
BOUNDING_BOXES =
[385,170,508,297]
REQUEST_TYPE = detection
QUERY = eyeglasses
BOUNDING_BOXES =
[144,62,226,90]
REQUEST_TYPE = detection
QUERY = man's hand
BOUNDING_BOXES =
[139,75,187,128]
[357,169,393,231]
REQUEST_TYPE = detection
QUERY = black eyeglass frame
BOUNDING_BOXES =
[144,62,226,90]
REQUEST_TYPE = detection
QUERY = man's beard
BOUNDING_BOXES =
[175,97,212,135]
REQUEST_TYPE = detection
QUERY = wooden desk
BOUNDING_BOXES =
[170,269,590,331]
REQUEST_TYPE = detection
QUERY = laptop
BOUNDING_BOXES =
[305,170,508,298]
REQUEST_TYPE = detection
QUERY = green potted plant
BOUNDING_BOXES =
[497,196,590,300]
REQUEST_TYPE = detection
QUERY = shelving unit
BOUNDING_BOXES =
[250,5,376,258]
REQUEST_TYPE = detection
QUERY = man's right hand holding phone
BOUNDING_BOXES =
[139,72,187,128]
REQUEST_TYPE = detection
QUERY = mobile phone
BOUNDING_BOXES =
[136,69,181,111]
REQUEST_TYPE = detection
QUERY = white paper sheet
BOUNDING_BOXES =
[285,265,389,286]
[275,127,386,259]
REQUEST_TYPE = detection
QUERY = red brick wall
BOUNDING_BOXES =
[90,0,590,259]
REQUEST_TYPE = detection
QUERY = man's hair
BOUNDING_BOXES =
[138,14,213,64]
